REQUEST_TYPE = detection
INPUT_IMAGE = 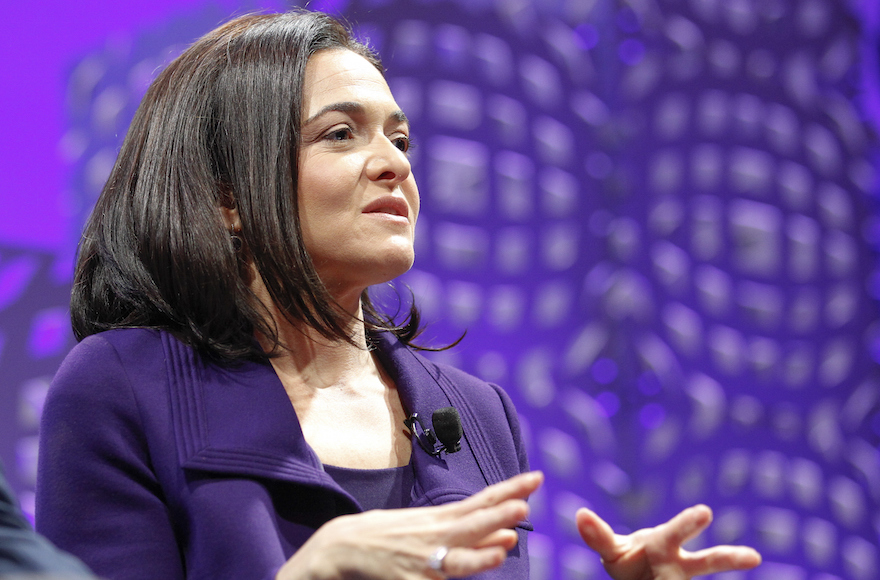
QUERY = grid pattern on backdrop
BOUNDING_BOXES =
[0,0,878,578]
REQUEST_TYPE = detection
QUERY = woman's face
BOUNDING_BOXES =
[298,49,420,298]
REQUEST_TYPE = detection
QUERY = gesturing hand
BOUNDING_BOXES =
[276,471,543,580]
[576,504,762,580]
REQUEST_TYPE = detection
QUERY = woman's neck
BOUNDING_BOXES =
[254,291,379,390]
[251,284,411,469]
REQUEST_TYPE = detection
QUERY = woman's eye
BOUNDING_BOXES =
[324,127,352,141]
[392,136,411,153]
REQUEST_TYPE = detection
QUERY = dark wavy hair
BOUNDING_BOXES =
[71,10,425,360]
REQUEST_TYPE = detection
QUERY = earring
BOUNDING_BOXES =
[230,229,243,252]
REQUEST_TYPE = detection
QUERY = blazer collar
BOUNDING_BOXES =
[370,332,495,501]
[164,331,492,500]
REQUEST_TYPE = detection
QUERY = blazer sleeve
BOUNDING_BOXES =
[36,334,185,580]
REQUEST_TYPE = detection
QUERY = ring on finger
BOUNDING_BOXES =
[427,545,450,574]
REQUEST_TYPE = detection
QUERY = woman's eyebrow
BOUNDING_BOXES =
[390,109,409,127]
[303,101,409,128]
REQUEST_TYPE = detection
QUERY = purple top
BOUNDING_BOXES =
[323,462,415,511]
[36,328,531,580]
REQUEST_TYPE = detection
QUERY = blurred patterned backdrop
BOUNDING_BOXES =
[1,0,879,578]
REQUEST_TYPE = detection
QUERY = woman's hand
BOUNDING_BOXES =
[576,504,761,579]
[276,471,543,580]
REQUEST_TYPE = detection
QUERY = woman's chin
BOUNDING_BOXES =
[371,254,415,284]
[323,254,415,294]
[369,244,415,278]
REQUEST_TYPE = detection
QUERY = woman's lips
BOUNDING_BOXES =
[363,196,409,219]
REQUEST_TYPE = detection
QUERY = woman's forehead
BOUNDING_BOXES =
[303,49,395,113]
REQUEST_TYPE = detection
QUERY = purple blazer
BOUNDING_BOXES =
[36,328,531,580]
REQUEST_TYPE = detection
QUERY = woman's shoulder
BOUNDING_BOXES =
[420,354,497,391]
[375,331,510,402]
[68,327,200,364]
[416,349,506,390]
[74,327,164,352]
[404,349,517,417]
[54,328,173,393]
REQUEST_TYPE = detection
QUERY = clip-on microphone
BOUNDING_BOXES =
[404,407,463,457]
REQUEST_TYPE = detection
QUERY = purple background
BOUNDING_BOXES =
[2,1,880,579]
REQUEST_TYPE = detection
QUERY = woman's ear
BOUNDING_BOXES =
[220,205,242,231]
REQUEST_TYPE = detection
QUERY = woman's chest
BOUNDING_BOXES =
[285,377,413,469]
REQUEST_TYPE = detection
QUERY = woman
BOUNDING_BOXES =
[36,9,761,580]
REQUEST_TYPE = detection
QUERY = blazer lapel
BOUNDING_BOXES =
[162,333,331,488]
[371,332,498,505]
[161,330,508,511]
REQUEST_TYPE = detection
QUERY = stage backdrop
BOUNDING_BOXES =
[1,0,879,578]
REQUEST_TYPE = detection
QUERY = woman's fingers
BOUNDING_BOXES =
[453,472,543,514]
[449,497,529,548]
[439,545,509,578]
[575,507,622,562]
[680,545,762,577]
[575,504,762,580]
[471,528,519,550]
[276,473,542,580]
[421,505,523,579]
[418,472,538,577]
[429,471,539,548]
[656,505,714,549]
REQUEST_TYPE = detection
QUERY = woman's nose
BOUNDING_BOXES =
[365,136,412,186]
